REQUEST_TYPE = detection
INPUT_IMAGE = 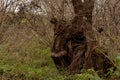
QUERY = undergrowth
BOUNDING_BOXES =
[0,43,120,80]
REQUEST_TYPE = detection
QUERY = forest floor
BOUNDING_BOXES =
[0,42,120,80]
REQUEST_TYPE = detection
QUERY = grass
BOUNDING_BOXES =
[0,42,120,80]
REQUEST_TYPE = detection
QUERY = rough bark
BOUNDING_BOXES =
[50,0,116,76]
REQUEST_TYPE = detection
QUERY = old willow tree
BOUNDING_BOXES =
[50,0,116,75]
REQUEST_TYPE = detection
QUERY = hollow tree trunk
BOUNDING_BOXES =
[50,0,116,76]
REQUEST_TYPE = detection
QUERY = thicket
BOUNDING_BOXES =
[0,0,120,80]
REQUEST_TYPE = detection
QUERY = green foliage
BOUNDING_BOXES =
[107,55,120,79]
[0,43,120,80]
[75,74,101,80]
[114,55,120,68]
[73,69,101,80]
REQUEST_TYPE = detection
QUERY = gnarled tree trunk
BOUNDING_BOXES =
[50,0,116,76]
